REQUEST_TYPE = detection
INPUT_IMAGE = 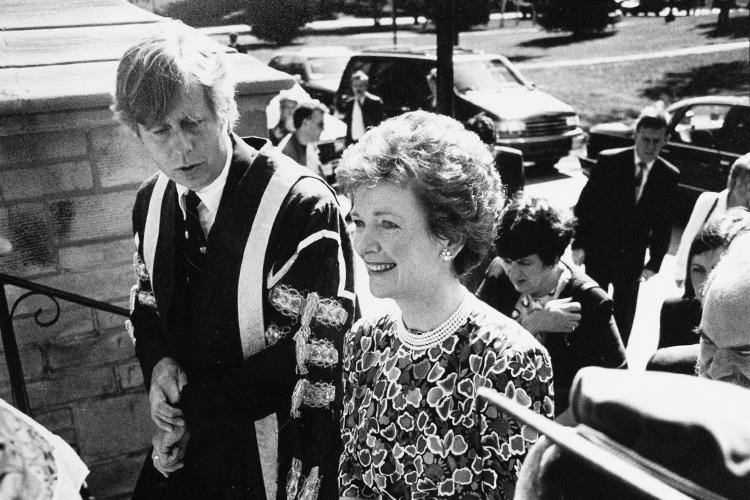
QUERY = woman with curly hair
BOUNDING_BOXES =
[477,198,626,415]
[337,111,554,500]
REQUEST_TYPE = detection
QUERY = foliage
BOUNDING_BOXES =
[532,0,616,34]
[158,0,316,44]
[426,0,492,31]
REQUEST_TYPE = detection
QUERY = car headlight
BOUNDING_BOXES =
[566,115,580,127]
[497,119,526,134]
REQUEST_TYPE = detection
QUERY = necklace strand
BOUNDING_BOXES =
[396,293,472,351]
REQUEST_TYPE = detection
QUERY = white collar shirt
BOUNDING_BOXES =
[350,97,366,141]
[176,133,233,236]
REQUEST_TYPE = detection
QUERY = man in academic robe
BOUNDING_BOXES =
[112,24,355,500]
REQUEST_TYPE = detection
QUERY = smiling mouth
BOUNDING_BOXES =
[365,262,396,273]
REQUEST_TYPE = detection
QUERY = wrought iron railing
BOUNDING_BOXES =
[0,271,129,415]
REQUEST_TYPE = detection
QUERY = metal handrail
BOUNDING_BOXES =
[0,271,129,415]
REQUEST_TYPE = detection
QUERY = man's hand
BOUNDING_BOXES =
[571,248,585,266]
[640,269,656,282]
[150,357,187,431]
[152,426,190,477]
[521,298,582,334]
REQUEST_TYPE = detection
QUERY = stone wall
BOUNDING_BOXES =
[0,91,281,499]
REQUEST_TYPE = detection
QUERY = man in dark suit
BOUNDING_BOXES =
[112,25,355,500]
[573,107,678,346]
[342,70,385,145]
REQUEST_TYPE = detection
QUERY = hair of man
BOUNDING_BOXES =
[111,22,239,134]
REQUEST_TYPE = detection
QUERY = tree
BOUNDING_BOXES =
[159,0,316,45]
[425,0,492,33]
[531,0,617,35]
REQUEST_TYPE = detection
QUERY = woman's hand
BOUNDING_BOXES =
[521,297,582,334]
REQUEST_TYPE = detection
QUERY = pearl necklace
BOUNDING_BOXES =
[396,293,473,351]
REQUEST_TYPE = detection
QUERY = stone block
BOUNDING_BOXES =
[34,406,74,431]
[0,203,57,275]
[27,365,118,409]
[86,453,145,500]
[47,328,135,370]
[0,130,86,165]
[116,361,144,391]
[49,191,134,243]
[6,265,131,316]
[10,304,95,347]
[58,237,132,272]
[95,299,131,332]
[0,347,44,385]
[90,126,158,188]
[0,109,115,136]
[0,161,93,201]
[74,393,151,460]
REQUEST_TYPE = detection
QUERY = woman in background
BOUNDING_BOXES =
[338,111,554,500]
[477,198,625,415]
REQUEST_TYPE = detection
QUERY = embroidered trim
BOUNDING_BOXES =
[125,320,135,344]
[129,285,138,313]
[299,466,321,500]
[269,285,349,327]
[286,457,302,500]
[291,380,336,418]
[133,251,149,281]
[294,293,319,375]
[307,339,338,369]
[137,290,157,309]
[265,324,289,346]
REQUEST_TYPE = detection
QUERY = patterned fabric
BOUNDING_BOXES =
[340,296,554,499]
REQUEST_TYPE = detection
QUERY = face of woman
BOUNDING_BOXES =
[691,248,723,303]
[500,254,557,296]
[350,183,448,303]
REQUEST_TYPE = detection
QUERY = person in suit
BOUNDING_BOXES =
[572,106,678,346]
[342,70,384,145]
[477,198,626,415]
[278,100,328,177]
[111,24,355,500]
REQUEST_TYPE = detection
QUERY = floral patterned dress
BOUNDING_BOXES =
[340,295,554,499]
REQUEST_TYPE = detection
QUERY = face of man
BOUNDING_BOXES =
[634,125,667,165]
[696,261,750,389]
[297,110,325,145]
[136,85,229,191]
[351,78,367,99]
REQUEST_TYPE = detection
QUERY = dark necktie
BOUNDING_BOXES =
[183,190,206,282]
[634,161,646,202]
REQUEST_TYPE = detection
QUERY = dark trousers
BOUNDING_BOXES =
[587,266,640,347]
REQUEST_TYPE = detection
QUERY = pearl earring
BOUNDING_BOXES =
[439,248,453,261]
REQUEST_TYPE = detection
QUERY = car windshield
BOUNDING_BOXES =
[308,56,350,80]
[454,59,525,92]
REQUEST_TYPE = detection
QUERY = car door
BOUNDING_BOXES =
[714,105,750,181]
[663,103,730,195]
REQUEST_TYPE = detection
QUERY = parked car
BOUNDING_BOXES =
[336,47,585,168]
[578,95,750,215]
[267,46,354,113]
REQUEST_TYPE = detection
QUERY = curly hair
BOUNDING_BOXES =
[111,22,238,133]
[336,111,501,276]
[495,198,575,266]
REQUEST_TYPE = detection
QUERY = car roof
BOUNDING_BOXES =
[668,95,750,110]
[353,46,505,62]
[270,46,354,58]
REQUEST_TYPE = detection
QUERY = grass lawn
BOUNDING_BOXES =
[521,48,749,128]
